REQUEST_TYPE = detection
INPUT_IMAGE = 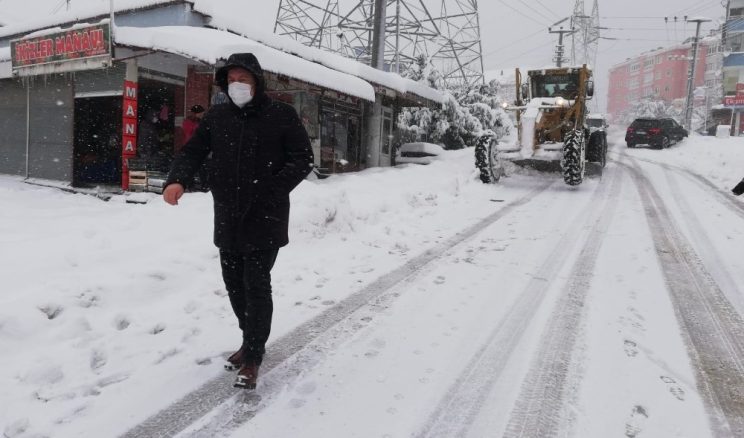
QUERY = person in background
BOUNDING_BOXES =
[183,104,204,143]
[162,53,314,390]
[732,178,744,196]
[138,109,160,169]
[182,104,209,190]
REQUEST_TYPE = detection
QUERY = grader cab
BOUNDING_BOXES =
[475,65,607,186]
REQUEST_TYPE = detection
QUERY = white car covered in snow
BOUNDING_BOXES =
[396,142,445,165]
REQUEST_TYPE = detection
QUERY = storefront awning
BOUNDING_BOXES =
[723,53,744,68]
[115,26,377,102]
[203,13,445,106]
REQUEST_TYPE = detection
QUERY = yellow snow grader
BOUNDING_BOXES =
[475,65,606,186]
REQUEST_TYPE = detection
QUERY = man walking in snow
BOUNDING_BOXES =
[162,53,314,389]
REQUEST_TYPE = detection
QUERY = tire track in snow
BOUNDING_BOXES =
[622,158,744,437]
[502,161,624,438]
[415,165,623,438]
[120,182,553,438]
[609,151,744,221]
[657,164,744,317]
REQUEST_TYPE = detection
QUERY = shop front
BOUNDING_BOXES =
[1,17,440,192]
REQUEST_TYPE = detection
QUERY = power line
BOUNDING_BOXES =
[495,0,551,27]
[491,41,551,66]
[483,27,546,57]
[514,0,556,25]
[534,0,560,19]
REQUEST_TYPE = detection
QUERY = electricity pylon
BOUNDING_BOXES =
[570,0,600,67]
[274,0,485,87]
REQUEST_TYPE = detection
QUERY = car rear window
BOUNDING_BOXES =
[630,119,658,128]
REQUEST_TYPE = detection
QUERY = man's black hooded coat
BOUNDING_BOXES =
[165,53,314,250]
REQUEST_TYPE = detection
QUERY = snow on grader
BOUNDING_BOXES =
[475,65,607,186]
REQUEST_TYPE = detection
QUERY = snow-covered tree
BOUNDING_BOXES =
[399,62,513,150]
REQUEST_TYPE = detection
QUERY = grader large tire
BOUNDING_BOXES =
[561,129,586,186]
[586,131,607,168]
[475,135,502,183]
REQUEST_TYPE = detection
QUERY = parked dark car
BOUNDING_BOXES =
[625,118,688,149]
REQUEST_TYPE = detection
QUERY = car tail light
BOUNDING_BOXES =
[627,128,634,133]
[649,128,661,135]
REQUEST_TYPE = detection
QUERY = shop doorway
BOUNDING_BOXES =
[320,110,362,173]
[380,107,394,167]
[73,96,122,187]
[136,78,180,173]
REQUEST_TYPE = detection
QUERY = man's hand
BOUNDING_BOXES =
[163,183,185,205]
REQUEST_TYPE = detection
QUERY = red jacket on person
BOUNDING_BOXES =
[182,116,200,143]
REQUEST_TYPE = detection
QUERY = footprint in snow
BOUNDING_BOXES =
[3,418,30,438]
[77,291,100,308]
[148,272,167,281]
[624,405,648,438]
[434,276,446,285]
[195,357,212,366]
[113,315,130,331]
[183,301,200,314]
[96,372,130,388]
[153,348,180,365]
[90,348,107,371]
[623,340,639,357]
[38,303,63,320]
[660,376,685,401]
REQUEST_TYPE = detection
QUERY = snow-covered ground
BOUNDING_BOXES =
[2,133,744,438]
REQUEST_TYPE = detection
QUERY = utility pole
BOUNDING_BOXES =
[370,0,387,70]
[549,25,575,67]
[684,17,711,131]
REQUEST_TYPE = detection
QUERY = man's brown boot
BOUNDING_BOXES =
[224,346,245,371]
[234,361,260,389]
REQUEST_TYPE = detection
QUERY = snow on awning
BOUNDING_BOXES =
[201,13,444,105]
[0,0,186,39]
[114,26,376,102]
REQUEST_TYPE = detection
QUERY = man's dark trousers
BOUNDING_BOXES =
[219,248,279,365]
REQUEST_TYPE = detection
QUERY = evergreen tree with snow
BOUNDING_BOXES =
[399,60,512,150]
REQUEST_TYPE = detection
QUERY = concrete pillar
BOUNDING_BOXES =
[364,96,383,167]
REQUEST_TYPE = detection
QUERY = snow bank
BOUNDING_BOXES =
[611,129,744,191]
[115,26,376,102]
[400,142,445,156]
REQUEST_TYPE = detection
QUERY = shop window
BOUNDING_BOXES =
[320,110,361,173]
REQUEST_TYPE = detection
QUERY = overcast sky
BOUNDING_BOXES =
[241,0,726,111]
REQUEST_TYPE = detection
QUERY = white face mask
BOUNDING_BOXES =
[228,82,254,107]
